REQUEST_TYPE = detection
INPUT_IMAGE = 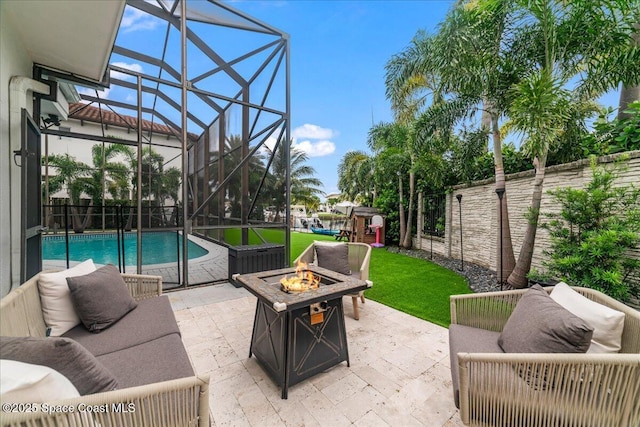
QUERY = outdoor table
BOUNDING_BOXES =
[233,266,370,399]
[335,229,351,241]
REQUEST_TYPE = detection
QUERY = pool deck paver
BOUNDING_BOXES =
[169,283,464,427]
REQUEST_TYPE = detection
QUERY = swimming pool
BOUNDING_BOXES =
[42,232,209,266]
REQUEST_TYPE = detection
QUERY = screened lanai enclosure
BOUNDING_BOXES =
[39,0,290,289]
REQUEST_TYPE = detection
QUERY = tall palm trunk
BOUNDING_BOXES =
[486,105,516,281]
[507,155,547,288]
[402,166,415,248]
[398,173,406,244]
[618,24,639,121]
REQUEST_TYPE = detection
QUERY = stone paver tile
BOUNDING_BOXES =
[208,360,252,385]
[235,382,279,427]
[411,386,459,427]
[209,383,250,427]
[189,348,219,374]
[354,409,392,427]
[320,372,368,404]
[336,384,386,423]
[406,329,449,357]
[387,375,439,414]
[443,414,467,427]
[370,398,425,427]
[420,361,454,393]
[301,390,352,427]
[308,363,351,390]
[368,355,415,386]
[352,365,402,398]
[382,345,438,378]
[272,401,321,427]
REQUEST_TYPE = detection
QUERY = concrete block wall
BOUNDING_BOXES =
[417,151,640,275]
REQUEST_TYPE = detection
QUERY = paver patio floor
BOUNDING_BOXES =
[169,284,465,427]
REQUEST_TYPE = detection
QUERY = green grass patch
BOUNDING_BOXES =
[366,249,471,327]
[222,228,286,246]
[290,231,334,264]
[289,232,472,327]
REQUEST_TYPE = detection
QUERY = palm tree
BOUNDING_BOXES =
[367,122,413,245]
[617,22,640,120]
[337,150,372,202]
[506,0,640,288]
[44,143,132,232]
[395,1,526,274]
[385,32,455,248]
[44,153,90,232]
[265,139,323,223]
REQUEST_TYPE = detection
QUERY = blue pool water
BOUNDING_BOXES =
[42,232,209,266]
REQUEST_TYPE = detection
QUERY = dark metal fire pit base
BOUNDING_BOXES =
[249,296,349,399]
[234,265,370,399]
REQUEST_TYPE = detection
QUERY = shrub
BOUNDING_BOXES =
[542,158,640,302]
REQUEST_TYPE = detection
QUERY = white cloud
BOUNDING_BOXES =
[78,87,111,100]
[110,62,144,81]
[292,124,336,140]
[120,7,160,33]
[293,140,336,157]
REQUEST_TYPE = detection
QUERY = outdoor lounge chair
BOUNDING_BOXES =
[449,286,640,427]
[294,242,371,320]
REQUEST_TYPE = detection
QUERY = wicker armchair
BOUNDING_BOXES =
[294,242,371,319]
[449,287,640,427]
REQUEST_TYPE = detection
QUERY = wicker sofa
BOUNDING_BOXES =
[0,272,209,427]
[449,286,640,427]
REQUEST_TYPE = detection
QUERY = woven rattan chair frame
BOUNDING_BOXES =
[450,287,640,427]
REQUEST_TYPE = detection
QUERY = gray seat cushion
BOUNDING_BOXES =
[63,295,180,356]
[449,324,503,408]
[96,333,194,388]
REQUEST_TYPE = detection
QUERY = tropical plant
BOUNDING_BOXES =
[367,122,412,246]
[265,139,323,223]
[506,0,640,288]
[43,153,91,232]
[396,0,525,273]
[130,147,182,226]
[542,159,640,301]
[583,101,640,157]
[337,150,373,202]
[45,143,133,232]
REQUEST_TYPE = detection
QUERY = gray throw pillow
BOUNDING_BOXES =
[498,285,593,353]
[315,243,351,275]
[66,264,138,333]
[0,336,118,395]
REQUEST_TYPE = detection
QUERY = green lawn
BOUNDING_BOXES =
[289,231,335,264]
[290,232,472,327]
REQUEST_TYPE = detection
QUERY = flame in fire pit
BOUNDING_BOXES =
[280,261,320,292]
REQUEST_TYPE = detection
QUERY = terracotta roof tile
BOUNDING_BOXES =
[68,103,197,140]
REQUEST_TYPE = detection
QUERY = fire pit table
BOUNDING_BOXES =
[233,265,372,399]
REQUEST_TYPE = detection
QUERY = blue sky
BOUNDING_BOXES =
[225,0,457,198]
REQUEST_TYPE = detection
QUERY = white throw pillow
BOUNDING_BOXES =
[0,359,79,402]
[38,259,96,336]
[550,282,625,353]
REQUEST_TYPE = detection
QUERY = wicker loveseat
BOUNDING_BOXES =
[0,272,209,427]
[449,286,640,427]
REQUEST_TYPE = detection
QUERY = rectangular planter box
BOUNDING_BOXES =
[228,244,286,287]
